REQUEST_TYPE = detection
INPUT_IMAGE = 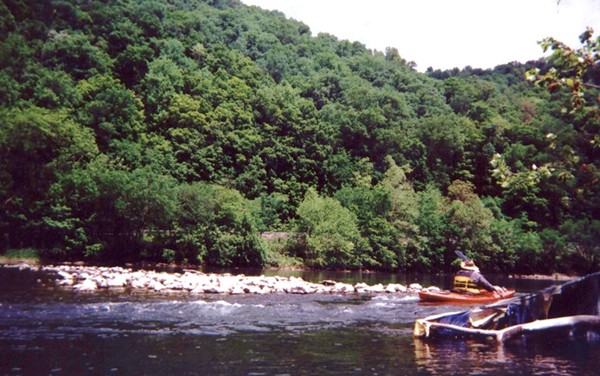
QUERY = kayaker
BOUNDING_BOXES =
[453,258,506,295]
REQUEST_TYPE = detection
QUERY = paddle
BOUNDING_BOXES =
[455,250,469,262]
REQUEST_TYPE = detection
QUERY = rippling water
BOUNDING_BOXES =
[1,266,599,375]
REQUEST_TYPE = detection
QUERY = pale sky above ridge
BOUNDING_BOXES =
[242,0,600,71]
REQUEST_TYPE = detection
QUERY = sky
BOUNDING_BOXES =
[241,0,600,71]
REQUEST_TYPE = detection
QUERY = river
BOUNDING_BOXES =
[1,266,598,375]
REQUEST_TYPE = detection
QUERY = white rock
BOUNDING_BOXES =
[130,277,149,289]
[180,276,198,291]
[385,284,407,293]
[107,274,129,288]
[396,284,408,293]
[57,270,73,280]
[94,277,108,288]
[366,284,386,293]
[73,279,98,291]
[56,278,74,286]
[334,283,355,293]
[203,286,226,294]
[56,270,74,286]
[230,286,245,295]
[354,282,369,293]
[243,285,260,294]
[290,284,317,294]
[148,280,166,291]
[38,264,436,296]
[190,285,205,294]
[258,286,272,294]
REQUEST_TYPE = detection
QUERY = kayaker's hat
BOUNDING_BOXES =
[460,259,480,271]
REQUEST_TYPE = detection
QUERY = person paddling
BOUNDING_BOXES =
[453,251,506,296]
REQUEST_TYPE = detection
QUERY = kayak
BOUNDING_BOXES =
[419,289,516,304]
[414,272,600,342]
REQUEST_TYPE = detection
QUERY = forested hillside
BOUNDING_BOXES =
[1,0,598,274]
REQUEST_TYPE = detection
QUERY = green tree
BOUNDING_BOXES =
[415,185,446,271]
[114,44,154,88]
[442,180,496,271]
[26,66,79,109]
[408,115,480,188]
[296,188,364,269]
[559,219,600,274]
[378,157,422,269]
[41,31,111,80]
[173,183,265,266]
[0,106,98,251]
[336,184,396,270]
[74,74,145,158]
[141,57,184,125]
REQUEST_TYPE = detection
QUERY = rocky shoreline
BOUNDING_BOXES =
[4,263,433,295]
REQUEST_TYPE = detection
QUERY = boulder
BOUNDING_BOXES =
[73,279,98,291]
[22,264,434,296]
[332,283,355,293]
[366,284,386,293]
[180,275,198,291]
[230,285,245,295]
[56,271,74,286]
[106,274,129,288]
[148,280,166,292]
[385,284,407,293]
[354,282,369,293]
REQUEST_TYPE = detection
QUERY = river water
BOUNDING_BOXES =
[1,266,599,375]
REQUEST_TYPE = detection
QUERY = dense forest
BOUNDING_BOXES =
[1,0,599,274]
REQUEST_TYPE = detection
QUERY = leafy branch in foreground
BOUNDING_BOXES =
[526,28,600,146]
[493,28,600,188]
[527,28,600,111]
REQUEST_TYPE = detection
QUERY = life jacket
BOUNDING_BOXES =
[453,272,482,294]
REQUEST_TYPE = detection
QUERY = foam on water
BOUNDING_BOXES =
[0,292,447,339]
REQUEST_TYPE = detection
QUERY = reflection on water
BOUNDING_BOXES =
[2,328,421,375]
[0,266,596,375]
[414,337,600,376]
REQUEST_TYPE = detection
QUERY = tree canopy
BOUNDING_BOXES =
[1,0,598,274]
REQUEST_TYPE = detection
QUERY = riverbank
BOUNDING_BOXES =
[2,263,431,295]
[0,251,40,266]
